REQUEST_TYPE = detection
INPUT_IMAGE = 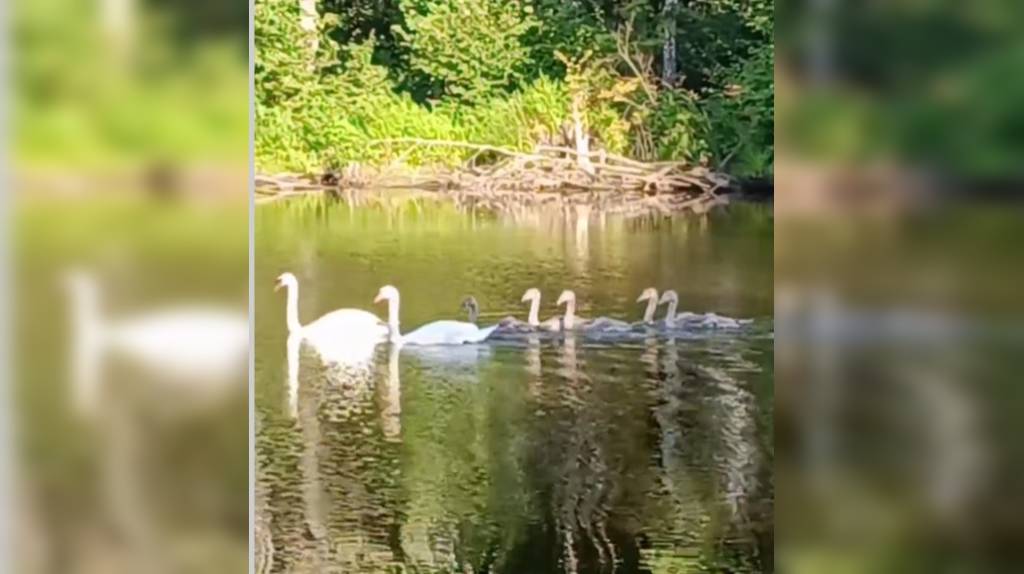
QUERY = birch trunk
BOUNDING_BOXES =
[571,97,595,175]
[662,0,679,84]
[298,0,320,70]
[100,0,134,67]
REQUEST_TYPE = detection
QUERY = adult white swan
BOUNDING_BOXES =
[65,270,248,414]
[275,272,389,345]
[374,285,498,345]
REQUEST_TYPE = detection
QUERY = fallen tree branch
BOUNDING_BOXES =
[257,145,734,216]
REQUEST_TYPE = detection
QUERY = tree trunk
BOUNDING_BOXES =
[298,0,320,70]
[100,0,134,68]
[571,97,595,175]
[662,0,679,85]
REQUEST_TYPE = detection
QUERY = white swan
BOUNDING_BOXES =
[658,289,696,328]
[65,270,247,414]
[636,287,660,324]
[520,288,561,331]
[555,290,591,330]
[374,285,498,345]
[275,272,389,356]
[556,290,630,333]
[659,290,748,328]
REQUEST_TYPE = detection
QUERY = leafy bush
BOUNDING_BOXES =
[703,43,774,177]
[254,0,775,176]
[645,90,712,164]
[394,0,539,102]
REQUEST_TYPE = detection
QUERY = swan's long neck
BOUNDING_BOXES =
[69,283,102,413]
[643,297,658,323]
[664,299,678,327]
[527,295,540,326]
[285,283,302,334]
[468,305,478,324]
[387,295,402,342]
[563,299,576,330]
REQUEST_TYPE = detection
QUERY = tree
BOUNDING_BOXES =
[394,0,538,102]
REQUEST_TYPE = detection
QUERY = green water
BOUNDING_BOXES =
[255,201,774,573]
[15,200,249,572]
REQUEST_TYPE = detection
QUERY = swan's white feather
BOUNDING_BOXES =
[302,308,388,343]
[106,307,248,380]
[402,320,498,345]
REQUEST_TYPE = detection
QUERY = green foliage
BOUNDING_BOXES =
[520,0,610,78]
[254,0,775,176]
[674,0,774,90]
[395,0,539,102]
[646,90,712,164]
[703,43,775,177]
[16,0,247,168]
[253,0,313,107]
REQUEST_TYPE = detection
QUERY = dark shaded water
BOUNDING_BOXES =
[255,201,774,573]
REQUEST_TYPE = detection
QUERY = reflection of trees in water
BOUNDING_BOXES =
[258,344,405,573]
[258,334,773,574]
[550,335,618,573]
[513,335,641,574]
[254,412,275,574]
[308,346,404,570]
[398,349,515,573]
[648,336,715,548]
[661,340,771,571]
[500,334,775,573]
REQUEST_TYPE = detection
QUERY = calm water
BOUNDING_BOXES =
[255,201,774,573]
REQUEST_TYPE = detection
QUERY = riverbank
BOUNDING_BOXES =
[255,142,764,216]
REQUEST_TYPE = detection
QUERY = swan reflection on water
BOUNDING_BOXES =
[268,318,772,573]
[55,266,248,572]
[268,265,771,573]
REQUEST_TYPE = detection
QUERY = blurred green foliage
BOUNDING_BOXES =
[777,0,1024,177]
[255,0,774,176]
[703,43,775,177]
[14,0,248,169]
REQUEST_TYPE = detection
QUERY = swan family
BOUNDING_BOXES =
[276,272,752,357]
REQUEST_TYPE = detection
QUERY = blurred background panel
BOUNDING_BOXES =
[776,0,1024,571]
[11,0,248,571]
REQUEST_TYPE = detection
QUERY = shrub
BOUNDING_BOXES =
[703,43,774,177]
[394,0,539,102]
[645,90,712,164]
[253,0,773,175]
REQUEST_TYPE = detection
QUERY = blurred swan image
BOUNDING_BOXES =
[64,268,247,414]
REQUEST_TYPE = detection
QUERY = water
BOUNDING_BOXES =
[15,200,249,572]
[255,200,774,573]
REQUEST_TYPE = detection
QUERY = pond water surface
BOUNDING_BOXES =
[255,201,774,573]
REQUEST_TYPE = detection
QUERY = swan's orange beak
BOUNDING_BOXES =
[273,279,283,292]
[373,293,384,304]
